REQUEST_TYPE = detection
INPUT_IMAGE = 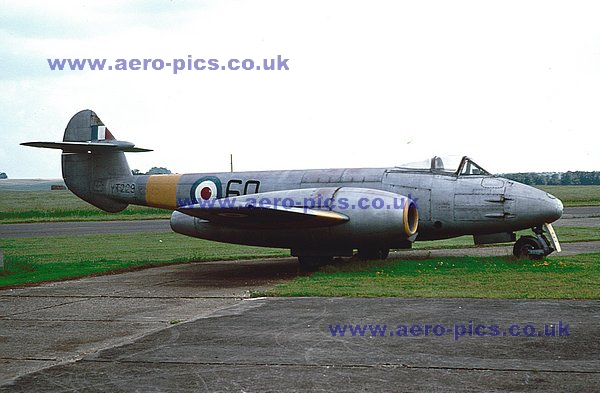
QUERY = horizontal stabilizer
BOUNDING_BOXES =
[21,141,152,153]
[177,201,349,229]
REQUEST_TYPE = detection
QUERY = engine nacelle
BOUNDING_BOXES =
[328,187,418,241]
[170,187,418,253]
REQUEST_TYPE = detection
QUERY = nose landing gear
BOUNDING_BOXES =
[513,223,561,260]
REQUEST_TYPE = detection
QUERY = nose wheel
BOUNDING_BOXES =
[513,225,559,260]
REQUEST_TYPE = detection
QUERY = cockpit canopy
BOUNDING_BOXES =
[397,156,491,176]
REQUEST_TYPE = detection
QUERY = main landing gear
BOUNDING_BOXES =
[297,256,333,271]
[297,247,391,271]
[357,248,390,260]
[513,224,561,260]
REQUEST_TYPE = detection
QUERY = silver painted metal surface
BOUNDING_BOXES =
[22,110,565,261]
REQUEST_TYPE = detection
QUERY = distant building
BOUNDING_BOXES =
[51,185,67,190]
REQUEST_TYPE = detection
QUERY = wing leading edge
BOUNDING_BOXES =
[177,201,349,229]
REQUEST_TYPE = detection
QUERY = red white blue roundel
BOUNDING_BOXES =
[190,176,222,203]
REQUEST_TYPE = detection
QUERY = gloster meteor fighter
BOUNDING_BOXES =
[23,110,563,269]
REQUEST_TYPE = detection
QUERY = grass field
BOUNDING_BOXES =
[0,226,598,292]
[0,232,288,287]
[537,185,600,206]
[1,188,598,297]
[1,185,599,224]
[0,190,170,223]
[259,253,600,299]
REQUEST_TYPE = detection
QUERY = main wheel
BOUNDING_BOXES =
[513,236,544,260]
[358,248,390,260]
[298,256,333,271]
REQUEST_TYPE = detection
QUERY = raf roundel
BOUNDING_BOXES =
[190,176,222,204]
[194,180,217,201]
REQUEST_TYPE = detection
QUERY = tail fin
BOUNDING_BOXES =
[22,110,152,212]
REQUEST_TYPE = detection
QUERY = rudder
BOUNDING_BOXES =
[63,109,116,142]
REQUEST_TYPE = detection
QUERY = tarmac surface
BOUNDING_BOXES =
[1,257,599,392]
[0,258,299,390]
[0,219,171,238]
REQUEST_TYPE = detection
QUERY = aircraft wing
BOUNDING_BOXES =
[177,192,349,230]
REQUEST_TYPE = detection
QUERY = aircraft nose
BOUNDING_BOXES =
[545,192,563,223]
[509,183,564,226]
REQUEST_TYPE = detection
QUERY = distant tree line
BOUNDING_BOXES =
[501,171,600,185]
[132,167,172,175]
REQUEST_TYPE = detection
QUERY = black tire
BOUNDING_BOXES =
[298,256,333,272]
[513,236,544,260]
[358,248,390,260]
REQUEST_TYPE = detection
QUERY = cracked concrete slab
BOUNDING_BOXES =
[0,258,299,386]
[2,297,599,392]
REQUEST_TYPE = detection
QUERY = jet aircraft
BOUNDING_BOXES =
[23,110,563,269]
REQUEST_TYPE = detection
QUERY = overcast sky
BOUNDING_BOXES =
[1,0,599,178]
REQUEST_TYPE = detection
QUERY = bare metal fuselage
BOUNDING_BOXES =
[108,166,562,250]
